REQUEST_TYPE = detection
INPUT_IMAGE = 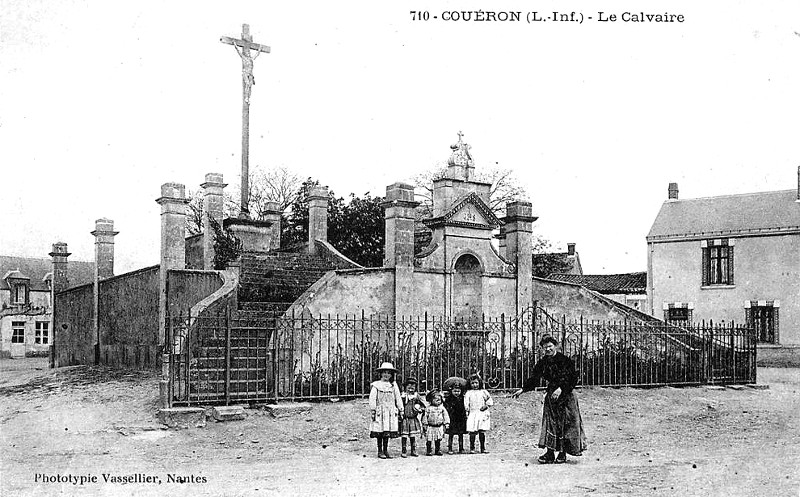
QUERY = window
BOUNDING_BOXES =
[702,239,734,286]
[663,303,693,325]
[13,284,26,304]
[11,322,25,344]
[746,301,779,344]
[35,322,49,345]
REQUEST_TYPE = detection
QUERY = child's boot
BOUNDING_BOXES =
[401,438,407,458]
[426,441,432,456]
[409,438,418,457]
[447,435,454,455]
[479,432,488,454]
[435,440,443,456]
[382,437,392,459]
[469,433,476,454]
[458,435,465,454]
[377,438,385,459]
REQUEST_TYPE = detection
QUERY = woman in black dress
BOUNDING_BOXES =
[511,335,587,464]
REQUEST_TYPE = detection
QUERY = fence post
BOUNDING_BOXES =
[225,307,231,406]
[579,315,584,387]
[500,313,506,389]
[708,319,714,384]
[730,320,736,383]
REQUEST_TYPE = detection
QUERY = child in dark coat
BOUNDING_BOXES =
[444,384,468,454]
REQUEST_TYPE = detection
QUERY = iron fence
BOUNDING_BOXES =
[167,306,756,406]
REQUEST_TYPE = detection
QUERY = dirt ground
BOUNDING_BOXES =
[1,358,798,497]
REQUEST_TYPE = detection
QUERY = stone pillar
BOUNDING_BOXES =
[156,183,188,408]
[383,183,419,322]
[307,186,329,255]
[505,201,537,316]
[201,173,227,270]
[156,183,188,346]
[495,225,507,260]
[49,242,71,294]
[91,218,118,365]
[92,218,118,280]
[263,201,282,251]
[49,242,70,369]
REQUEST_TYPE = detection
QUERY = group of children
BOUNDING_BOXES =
[368,362,494,459]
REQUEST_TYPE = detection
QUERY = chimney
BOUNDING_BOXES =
[567,243,576,257]
[91,218,118,280]
[307,186,329,255]
[49,242,71,293]
[668,182,679,200]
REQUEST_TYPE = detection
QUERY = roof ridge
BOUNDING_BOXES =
[667,188,795,202]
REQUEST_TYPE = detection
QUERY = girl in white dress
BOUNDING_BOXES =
[464,373,494,454]
[369,362,404,459]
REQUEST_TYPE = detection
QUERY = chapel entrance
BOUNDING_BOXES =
[452,254,482,323]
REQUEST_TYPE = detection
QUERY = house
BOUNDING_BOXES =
[548,272,647,312]
[0,253,93,358]
[531,243,583,278]
[646,175,800,364]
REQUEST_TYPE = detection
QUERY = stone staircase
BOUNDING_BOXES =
[184,250,350,404]
[237,251,344,315]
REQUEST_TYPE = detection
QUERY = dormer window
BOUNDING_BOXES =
[13,284,27,304]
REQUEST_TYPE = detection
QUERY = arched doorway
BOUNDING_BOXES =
[452,253,482,323]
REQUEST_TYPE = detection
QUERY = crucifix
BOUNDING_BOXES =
[221,24,271,218]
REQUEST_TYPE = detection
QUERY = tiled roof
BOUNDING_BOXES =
[0,256,94,292]
[548,272,647,295]
[647,189,800,241]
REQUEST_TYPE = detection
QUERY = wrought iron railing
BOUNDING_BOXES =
[166,306,756,406]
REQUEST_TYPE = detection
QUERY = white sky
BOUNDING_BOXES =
[1,0,798,274]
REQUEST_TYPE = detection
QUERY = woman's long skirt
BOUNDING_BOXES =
[538,391,587,456]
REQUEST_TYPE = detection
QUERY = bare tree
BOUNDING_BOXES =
[185,165,299,234]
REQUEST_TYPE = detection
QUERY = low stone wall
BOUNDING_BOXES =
[757,344,800,367]
[532,277,651,323]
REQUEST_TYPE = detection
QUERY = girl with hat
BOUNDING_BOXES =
[398,377,426,457]
[369,362,404,459]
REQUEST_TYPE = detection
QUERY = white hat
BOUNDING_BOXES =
[376,362,398,373]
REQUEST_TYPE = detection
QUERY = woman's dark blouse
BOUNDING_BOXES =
[521,352,578,395]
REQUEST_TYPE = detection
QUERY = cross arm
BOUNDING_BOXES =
[220,36,271,53]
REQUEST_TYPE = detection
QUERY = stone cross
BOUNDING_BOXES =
[221,24,271,218]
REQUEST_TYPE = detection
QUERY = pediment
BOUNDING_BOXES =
[422,192,501,229]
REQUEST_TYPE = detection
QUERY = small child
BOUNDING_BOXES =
[399,377,426,457]
[443,384,467,454]
[422,390,450,456]
[464,373,493,454]
[368,362,404,459]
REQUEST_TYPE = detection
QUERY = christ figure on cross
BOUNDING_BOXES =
[221,24,271,217]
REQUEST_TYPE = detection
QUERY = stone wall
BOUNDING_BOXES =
[185,234,204,270]
[98,265,160,369]
[531,277,643,323]
[53,283,95,367]
[167,269,223,316]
